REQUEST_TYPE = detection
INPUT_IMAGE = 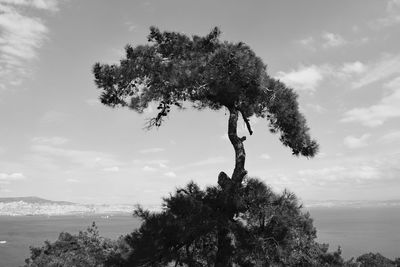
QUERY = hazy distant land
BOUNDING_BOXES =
[2,196,400,216]
[305,199,400,209]
[0,197,138,216]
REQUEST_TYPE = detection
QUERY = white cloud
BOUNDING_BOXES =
[298,165,380,185]
[132,159,169,167]
[178,156,227,170]
[298,166,346,181]
[103,166,120,172]
[380,131,400,143]
[158,162,167,168]
[373,15,400,28]
[275,55,400,94]
[344,134,370,149]
[297,36,315,49]
[0,187,11,192]
[40,110,68,123]
[305,103,326,113]
[275,60,372,93]
[30,144,122,169]
[66,178,80,183]
[297,32,348,50]
[0,0,59,11]
[371,0,400,28]
[295,154,400,187]
[139,147,164,154]
[220,134,229,141]
[260,153,271,160]
[342,76,400,126]
[164,171,176,178]
[276,65,326,92]
[0,172,25,183]
[385,75,400,89]
[189,156,227,166]
[86,99,100,106]
[142,165,156,172]
[341,61,366,75]
[351,54,400,89]
[316,152,327,159]
[125,21,137,32]
[0,1,59,88]
[322,32,346,48]
[32,136,68,146]
[387,0,400,11]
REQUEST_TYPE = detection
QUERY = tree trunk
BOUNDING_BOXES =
[227,107,247,184]
[215,107,247,267]
[215,225,234,267]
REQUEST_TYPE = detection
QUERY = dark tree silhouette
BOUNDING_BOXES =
[125,179,345,266]
[355,253,397,267]
[93,27,318,266]
[24,223,128,267]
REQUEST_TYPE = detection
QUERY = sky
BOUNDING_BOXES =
[0,0,400,206]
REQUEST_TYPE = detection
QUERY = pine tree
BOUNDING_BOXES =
[93,26,318,266]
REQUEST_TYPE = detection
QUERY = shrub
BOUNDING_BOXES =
[123,178,346,266]
[24,222,129,267]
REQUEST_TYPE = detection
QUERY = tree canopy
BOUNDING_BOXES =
[93,26,318,157]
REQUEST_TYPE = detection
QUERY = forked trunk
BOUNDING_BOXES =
[215,107,247,267]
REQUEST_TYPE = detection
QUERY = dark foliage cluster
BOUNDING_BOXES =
[122,178,349,267]
[93,27,318,157]
[24,222,128,267]
[354,253,400,267]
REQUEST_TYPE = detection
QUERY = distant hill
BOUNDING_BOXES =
[0,196,139,216]
[0,196,74,205]
[305,199,400,209]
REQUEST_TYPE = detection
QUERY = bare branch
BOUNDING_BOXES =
[238,109,253,135]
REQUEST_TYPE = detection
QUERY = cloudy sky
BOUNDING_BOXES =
[1,0,400,206]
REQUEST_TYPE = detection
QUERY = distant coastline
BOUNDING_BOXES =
[2,196,400,216]
[305,199,400,209]
[0,196,137,216]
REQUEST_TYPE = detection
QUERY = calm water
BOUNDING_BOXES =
[310,206,400,260]
[0,215,140,267]
[0,207,399,266]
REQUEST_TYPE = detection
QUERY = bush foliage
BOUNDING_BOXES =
[24,222,128,267]
[123,178,346,266]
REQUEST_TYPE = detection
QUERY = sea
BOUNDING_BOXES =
[0,207,399,266]
[0,215,141,267]
[311,206,400,261]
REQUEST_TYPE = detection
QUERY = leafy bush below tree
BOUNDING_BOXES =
[24,222,129,267]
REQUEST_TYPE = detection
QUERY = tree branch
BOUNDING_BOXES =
[239,109,253,135]
[143,101,171,130]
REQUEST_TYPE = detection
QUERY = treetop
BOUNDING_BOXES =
[93,26,318,157]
